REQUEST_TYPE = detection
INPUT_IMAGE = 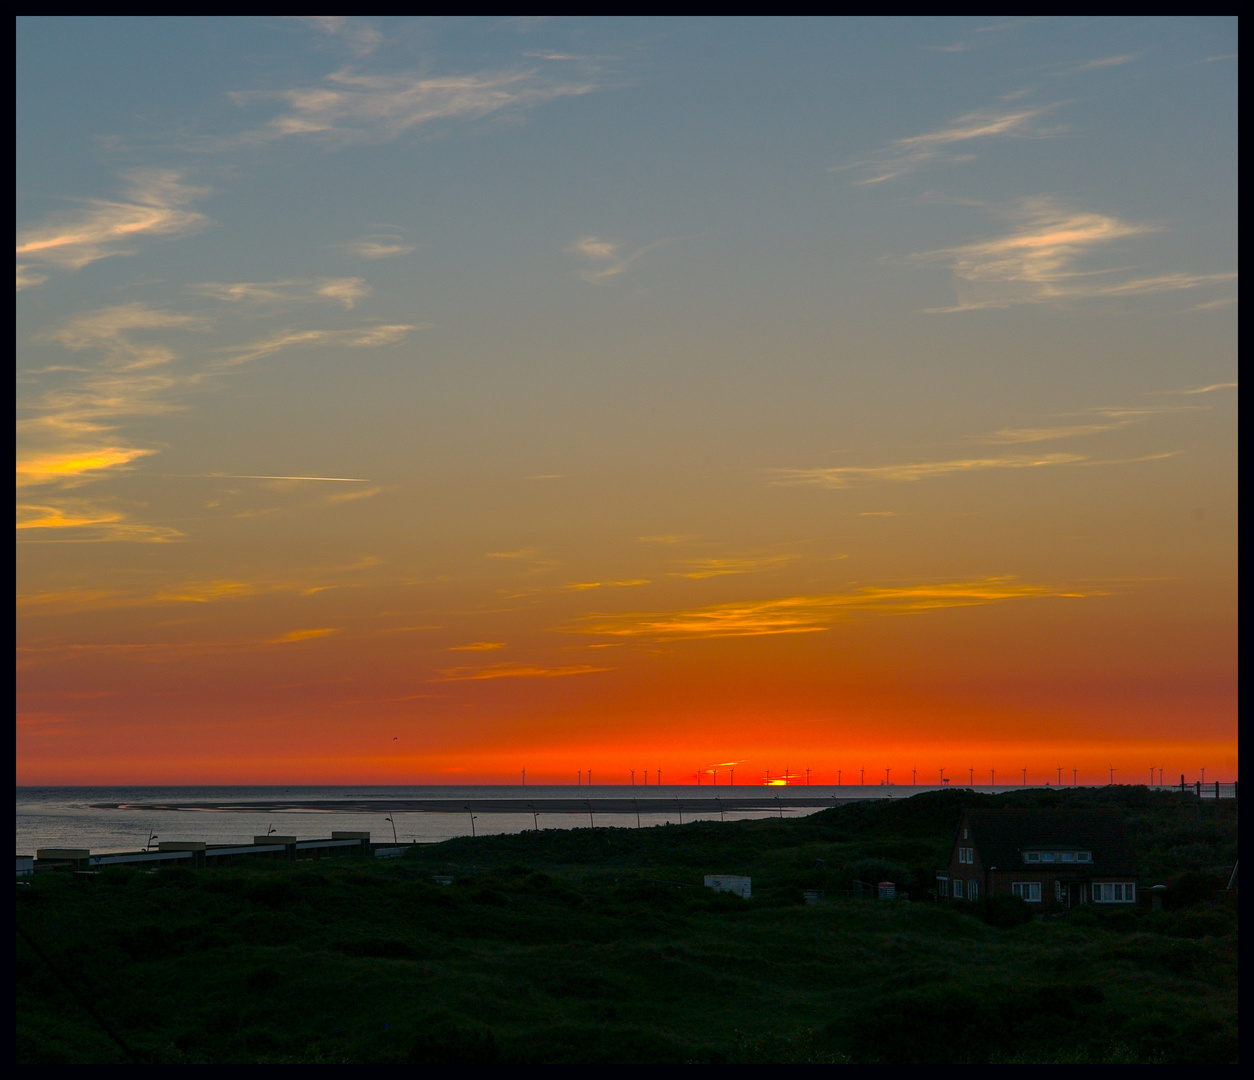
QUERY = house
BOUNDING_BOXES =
[937,809,1139,908]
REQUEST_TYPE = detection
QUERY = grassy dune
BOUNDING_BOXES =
[16,787,1236,1063]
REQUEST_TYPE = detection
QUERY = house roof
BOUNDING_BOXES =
[964,809,1137,875]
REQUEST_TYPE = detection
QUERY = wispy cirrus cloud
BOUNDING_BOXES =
[16,171,208,288]
[233,67,599,146]
[915,198,1237,311]
[271,627,339,644]
[290,16,382,57]
[340,234,415,259]
[566,236,666,283]
[15,499,182,543]
[842,106,1054,185]
[767,452,1085,488]
[571,578,1088,641]
[15,448,156,491]
[1171,382,1237,395]
[190,277,370,309]
[18,304,207,491]
[770,446,1177,488]
[675,555,797,579]
[1074,53,1140,72]
[16,565,363,611]
[436,662,612,681]
[220,323,419,366]
[981,403,1203,444]
[980,424,1121,444]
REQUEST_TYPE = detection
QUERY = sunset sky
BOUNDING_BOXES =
[17,18,1237,785]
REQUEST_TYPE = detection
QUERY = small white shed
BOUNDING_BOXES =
[704,874,751,899]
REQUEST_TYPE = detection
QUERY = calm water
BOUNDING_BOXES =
[14,784,957,854]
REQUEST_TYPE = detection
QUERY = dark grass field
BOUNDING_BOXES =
[16,787,1237,1063]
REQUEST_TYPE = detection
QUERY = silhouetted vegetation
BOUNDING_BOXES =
[16,787,1236,1062]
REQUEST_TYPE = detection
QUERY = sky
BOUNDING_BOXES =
[16,18,1237,785]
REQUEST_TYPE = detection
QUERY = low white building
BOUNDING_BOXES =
[704,874,751,899]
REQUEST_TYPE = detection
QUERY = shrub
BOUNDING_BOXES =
[974,894,1033,928]
[1164,872,1224,911]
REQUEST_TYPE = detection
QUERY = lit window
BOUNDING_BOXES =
[1012,882,1042,902]
[1061,852,1075,863]
[953,879,964,899]
[1093,882,1136,903]
[1039,852,1056,863]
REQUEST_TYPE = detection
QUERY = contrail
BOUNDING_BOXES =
[152,474,370,482]
[217,474,370,482]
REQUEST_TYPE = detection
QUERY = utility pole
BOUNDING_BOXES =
[730,767,734,786]
[886,767,891,786]
[837,769,841,785]
[1022,767,1026,786]
[578,770,581,786]
[631,769,635,786]
[912,768,916,786]
[521,767,526,786]
[806,768,810,786]
[1073,767,1077,786]
[1109,766,1115,785]
[860,767,864,786]
[969,767,973,786]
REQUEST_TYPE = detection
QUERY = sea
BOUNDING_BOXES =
[13,784,970,855]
